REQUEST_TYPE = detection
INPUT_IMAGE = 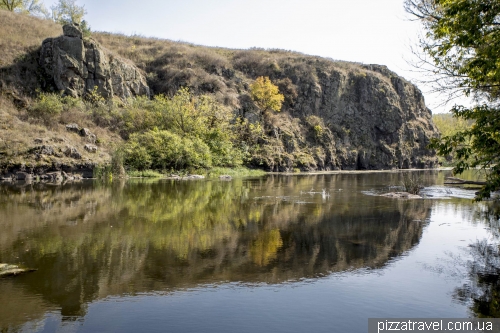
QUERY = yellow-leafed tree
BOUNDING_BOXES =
[250,76,284,114]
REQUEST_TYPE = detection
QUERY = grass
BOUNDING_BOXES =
[127,170,164,178]
[205,167,267,178]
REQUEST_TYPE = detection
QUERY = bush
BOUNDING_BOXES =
[402,173,423,195]
[123,129,213,170]
[29,92,85,125]
[29,92,64,122]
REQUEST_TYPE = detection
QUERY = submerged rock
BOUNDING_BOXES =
[380,192,422,199]
[0,263,37,277]
[183,174,205,180]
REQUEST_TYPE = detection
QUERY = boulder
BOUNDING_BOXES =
[80,128,97,143]
[16,172,32,180]
[40,23,150,100]
[64,146,82,159]
[46,171,63,182]
[84,144,97,153]
[66,123,80,133]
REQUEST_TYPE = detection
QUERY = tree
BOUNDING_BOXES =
[51,0,86,24]
[0,0,23,11]
[0,0,48,17]
[406,0,500,200]
[250,76,284,115]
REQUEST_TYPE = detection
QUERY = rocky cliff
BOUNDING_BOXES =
[0,11,438,175]
[93,34,438,171]
[39,24,149,99]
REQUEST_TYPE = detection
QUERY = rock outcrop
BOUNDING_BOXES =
[39,24,150,99]
[237,62,439,171]
[93,37,440,171]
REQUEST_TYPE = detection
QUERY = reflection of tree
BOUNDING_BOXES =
[0,174,432,329]
[454,204,500,318]
[251,229,283,266]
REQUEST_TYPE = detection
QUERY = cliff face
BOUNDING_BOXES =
[0,11,438,173]
[39,24,149,99]
[92,35,438,171]
[290,63,437,170]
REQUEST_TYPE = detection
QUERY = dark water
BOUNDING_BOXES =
[0,170,499,332]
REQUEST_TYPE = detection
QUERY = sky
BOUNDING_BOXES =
[44,0,456,113]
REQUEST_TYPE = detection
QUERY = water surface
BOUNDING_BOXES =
[0,170,498,332]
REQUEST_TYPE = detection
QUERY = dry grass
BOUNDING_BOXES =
[92,31,367,108]
[0,10,61,98]
[0,9,61,67]
[0,94,122,169]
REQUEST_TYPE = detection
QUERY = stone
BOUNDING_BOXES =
[16,172,32,180]
[40,24,150,100]
[66,123,80,133]
[79,127,92,137]
[183,175,205,179]
[0,263,37,277]
[79,128,97,143]
[380,192,422,199]
[64,146,82,159]
[46,171,63,182]
[62,23,83,39]
[219,175,232,180]
[84,144,98,153]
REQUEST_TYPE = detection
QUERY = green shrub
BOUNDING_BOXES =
[123,129,213,170]
[29,92,64,122]
[29,92,87,125]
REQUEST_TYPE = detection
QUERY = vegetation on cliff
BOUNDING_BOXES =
[0,8,439,177]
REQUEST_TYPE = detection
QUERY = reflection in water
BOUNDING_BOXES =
[452,204,500,317]
[0,171,470,331]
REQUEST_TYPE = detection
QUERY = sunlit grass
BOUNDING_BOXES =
[127,170,164,178]
[205,167,266,178]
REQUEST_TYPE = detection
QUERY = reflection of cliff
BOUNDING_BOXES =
[0,175,430,328]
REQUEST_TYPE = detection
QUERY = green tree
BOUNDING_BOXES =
[0,0,48,17]
[0,0,23,11]
[406,0,500,200]
[51,0,85,24]
[250,76,284,115]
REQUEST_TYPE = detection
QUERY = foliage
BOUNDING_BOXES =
[50,0,90,36]
[250,76,284,114]
[430,105,500,200]
[406,0,500,200]
[401,173,423,195]
[432,112,474,166]
[51,0,85,25]
[119,88,244,169]
[0,0,23,11]
[122,129,213,171]
[85,86,105,107]
[0,0,48,17]
[28,91,85,122]
[432,113,473,138]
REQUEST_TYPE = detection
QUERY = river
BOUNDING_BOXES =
[1,170,499,332]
